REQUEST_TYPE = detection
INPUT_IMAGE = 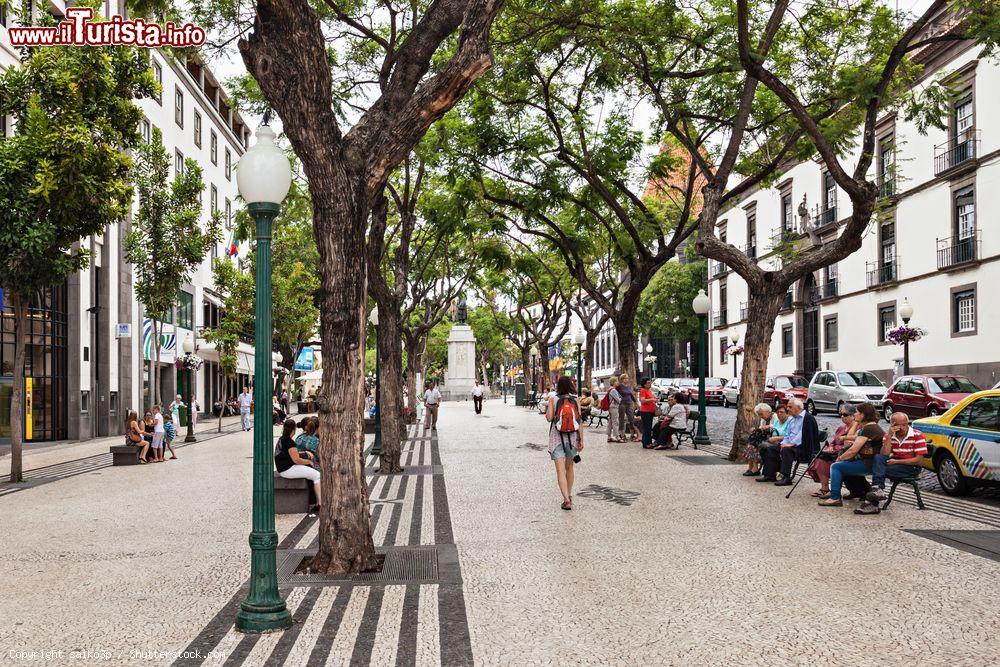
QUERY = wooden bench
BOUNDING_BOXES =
[274,475,311,514]
[109,445,142,466]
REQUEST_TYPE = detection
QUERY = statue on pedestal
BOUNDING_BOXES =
[456,294,468,324]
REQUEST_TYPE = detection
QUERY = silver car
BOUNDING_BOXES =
[806,370,888,415]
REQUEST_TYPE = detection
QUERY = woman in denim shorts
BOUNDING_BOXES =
[546,376,585,511]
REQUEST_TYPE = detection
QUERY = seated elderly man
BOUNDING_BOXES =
[854,411,928,515]
[653,393,687,450]
[758,398,820,486]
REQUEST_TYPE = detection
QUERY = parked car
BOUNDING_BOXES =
[652,378,675,399]
[722,376,740,407]
[916,389,1000,495]
[674,378,696,400]
[806,370,888,415]
[883,375,980,421]
[689,377,726,405]
[763,374,810,408]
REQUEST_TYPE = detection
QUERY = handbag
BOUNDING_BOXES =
[128,425,142,443]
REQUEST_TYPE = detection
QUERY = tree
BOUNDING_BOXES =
[0,33,156,482]
[124,127,221,409]
[203,258,253,432]
[468,305,508,384]
[636,259,706,352]
[199,0,507,574]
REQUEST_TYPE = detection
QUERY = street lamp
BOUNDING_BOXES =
[900,298,914,375]
[573,330,585,393]
[234,120,293,634]
[369,307,382,456]
[182,334,197,443]
[729,329,740,379]
[692,289,711,448]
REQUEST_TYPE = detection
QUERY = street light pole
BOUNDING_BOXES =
[692,289,711,448]
[182,334,197,443]
[900,298,914,375]
[234,123,293,634]
[573,330,585,393]
[729,329,740,379]
[370,307,382,456]
[530,345,538,398]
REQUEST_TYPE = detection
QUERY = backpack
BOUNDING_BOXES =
[552,396,580,433]
[599,392,610,411]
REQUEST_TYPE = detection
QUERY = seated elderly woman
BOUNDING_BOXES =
[743,403,775,476]
[806,404,858,498]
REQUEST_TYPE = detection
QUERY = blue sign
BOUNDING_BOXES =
[294,347,315,371]
[0,288,4,310]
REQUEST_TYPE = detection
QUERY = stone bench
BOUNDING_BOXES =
[109,445,142,466]
[364,417,376,434]
[274,475,311,514]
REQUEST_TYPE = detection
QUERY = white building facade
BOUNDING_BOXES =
[706,12,998,389]
[1,0,257,443]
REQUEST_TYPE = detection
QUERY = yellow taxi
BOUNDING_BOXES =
[914,389,1000,495]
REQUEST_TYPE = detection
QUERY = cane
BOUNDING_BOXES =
[785,429,829,500]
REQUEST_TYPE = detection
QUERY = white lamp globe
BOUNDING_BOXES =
[899,298,914,321]
[729,329,740,344]
[237,125,292,205]
[692,289,711,315]
[182,334,194,355]
[368,307,379,326]
[573,330,585,346]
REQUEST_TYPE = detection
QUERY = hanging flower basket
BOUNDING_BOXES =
[727,344,745,356]
[885,325,926,345]
[176,354,204,371]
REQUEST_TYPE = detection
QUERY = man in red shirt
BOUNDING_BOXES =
[856,411,928,515]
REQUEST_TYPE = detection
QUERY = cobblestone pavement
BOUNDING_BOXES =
[2,400,1000,666]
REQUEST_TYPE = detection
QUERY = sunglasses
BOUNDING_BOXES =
[839,413,851,417]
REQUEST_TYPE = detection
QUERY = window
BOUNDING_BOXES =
[194,110,202,148]
[824,315,838,352]
[951,397,999,432]
[719,281,727,319]
[781,325,793,357]
[210,131,218,165]
[781,192,793,233]
[174,86,184,127]
[880,220,896,281]
[878,304,896,344]
[878,134,895,196]
[955,186,975,241]
[80,391,90,414]
[823,171,836,211]
[174,150,184,176]
[153,61,162,104]
[928,377,979,394]
[225,148,232,180]
[953,287,976,335]
[109,391,119,417]
[178,291,194,330]
[838,372,882,387]
[210,185,218,214]
[954,94,974,141]
[746,212,757,258]
[141,117,151,144]
[720,338,729,364]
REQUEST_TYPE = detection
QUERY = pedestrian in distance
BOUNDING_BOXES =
[169,394,183,428]
[605,376,623,442]
[150,405,166,463]
[423,381,442,431]
[617,373,639,442]
[237,386,253,431]
[546,376,584,511]
[274,419,321,514]
[163,411,179,460]
[472,379,484,414]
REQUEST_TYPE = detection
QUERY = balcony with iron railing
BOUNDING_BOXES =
[808,279,839,302]
[877,177,897,200]
[770,227,797,250]
[712,311,728,328]
[810,204,838,229]
[744,241,757,259]
[937,232,981,270]
[710,260,729,279]
[934,131,980,175]
[866,259,898,288]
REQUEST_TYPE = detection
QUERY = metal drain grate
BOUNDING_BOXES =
[906,530,1000,563]
[277,545,456,585]
[668,454,738,466]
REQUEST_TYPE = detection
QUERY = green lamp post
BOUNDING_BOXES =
[692,289,711,448]
[573,330,584,393]
[234,120,293,634]
[182,334,197,442]
[369,307,382,456]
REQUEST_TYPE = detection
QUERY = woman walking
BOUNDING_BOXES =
[546,376,585,511]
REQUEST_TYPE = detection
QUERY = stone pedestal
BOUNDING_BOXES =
[441,324,477,401]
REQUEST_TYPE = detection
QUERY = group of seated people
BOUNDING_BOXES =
[274,416,323,514]
[743,398,928,515]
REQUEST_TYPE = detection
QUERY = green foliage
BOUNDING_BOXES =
[0,35,156,300]
[424,319,453,377]
[636,261,706,342]
[468,305,508,371]
[204,258,252,384]
[124,127,221,324]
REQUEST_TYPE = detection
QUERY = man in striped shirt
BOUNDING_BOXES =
[856,412,928,515]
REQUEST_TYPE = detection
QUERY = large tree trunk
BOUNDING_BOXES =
[217,383,225,433]
[520,347,530,392]
[309,176,378,574]
[377,307,405,474]
[404,334,420,422]
[540,354,551,393]
[729,288,784,460]
[8,293,28,483]
[584,329,596,389]
[152,318,161,408]
[613,312,639,383]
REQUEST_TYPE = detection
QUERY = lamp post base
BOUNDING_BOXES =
[693,435,711,447]
[184,434,197,443]
[235,604,292,634]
